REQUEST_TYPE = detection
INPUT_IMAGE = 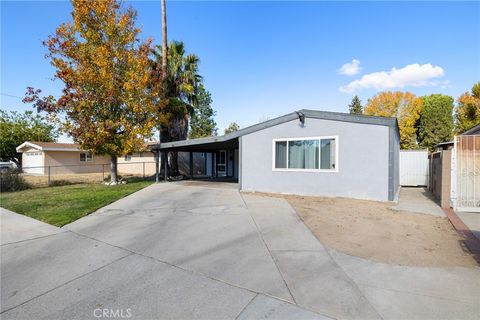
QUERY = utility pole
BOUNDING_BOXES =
[156,0,168,183]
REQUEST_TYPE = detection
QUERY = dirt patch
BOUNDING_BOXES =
[265,193,477,268]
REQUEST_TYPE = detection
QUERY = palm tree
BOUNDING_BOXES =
[152,41,202,175]
[161,0,168,84]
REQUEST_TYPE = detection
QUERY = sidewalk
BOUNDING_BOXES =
[457,212,480,241]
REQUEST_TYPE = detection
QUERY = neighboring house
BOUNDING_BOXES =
[119,150,206,176]
[16,141,206,177]
[16,142,110,175]
[429,124,480,211]
[151,109,400,201]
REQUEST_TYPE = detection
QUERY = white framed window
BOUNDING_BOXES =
[272,136,338,172]
[124,154,132,161]
[80,152,93,162]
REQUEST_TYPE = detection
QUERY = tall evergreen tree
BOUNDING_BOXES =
[417,94,454,150]
[348,95,363,114]
[189,85,217,138]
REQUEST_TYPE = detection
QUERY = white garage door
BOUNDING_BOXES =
[400,150,429,186]
[23,151,44,175]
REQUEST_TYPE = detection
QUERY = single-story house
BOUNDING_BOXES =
[152,109,400,201]
[16,141,206,177]
[17,142,110,175]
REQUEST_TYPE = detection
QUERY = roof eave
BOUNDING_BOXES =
[151,109,400,151]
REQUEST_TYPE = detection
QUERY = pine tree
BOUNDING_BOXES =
[189,85,217,138]
[348,96,363,114]
[417,94,454,150]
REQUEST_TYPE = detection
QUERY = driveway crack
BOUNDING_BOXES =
[239,193,297,305]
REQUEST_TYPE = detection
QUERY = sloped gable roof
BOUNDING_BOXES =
[16,141,80,152]
[461,124,480,135]
[151,109,399,150]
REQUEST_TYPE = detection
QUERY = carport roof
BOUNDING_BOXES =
[150,109,399,151]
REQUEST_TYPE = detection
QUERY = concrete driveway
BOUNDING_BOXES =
[1,182,479,320]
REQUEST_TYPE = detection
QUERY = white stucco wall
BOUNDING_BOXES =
[240,117,392,201]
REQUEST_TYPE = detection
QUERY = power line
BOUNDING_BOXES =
[0,93,24,100]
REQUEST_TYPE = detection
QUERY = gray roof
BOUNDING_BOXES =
[151,109,399,151]
[461,124,480,135]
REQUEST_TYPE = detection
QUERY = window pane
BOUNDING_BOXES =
[275,141,287,168]
[303,140,319,169]
[80,153,86,161]
[320,139,335,169]
[288,140,319,169]
[288,141,303,168]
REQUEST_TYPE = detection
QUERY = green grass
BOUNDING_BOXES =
[0,180,153,227]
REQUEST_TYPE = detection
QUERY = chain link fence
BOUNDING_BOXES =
[19,162,158,188]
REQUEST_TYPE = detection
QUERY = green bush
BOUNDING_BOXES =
[50,180,74,187]
[0,169,30,192]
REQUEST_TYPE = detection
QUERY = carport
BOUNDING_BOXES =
[150,135,240,181]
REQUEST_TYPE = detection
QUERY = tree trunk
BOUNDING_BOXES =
[161,0,168,82]
[167,111,189,177]
[169,151,179,176]
[110,155,118,183]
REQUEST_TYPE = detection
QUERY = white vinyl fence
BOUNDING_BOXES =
[399,150,429,186]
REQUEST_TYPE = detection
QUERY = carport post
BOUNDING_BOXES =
[189,152,193,179]
[155,151,160,183]
[163,151,168,181]
[211,152,215,179]
[47,166,51,186]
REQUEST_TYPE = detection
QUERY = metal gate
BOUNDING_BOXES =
[400,150,429,186]
[451,135,480,212]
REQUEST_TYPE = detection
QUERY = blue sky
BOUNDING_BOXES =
[1,1,479,139]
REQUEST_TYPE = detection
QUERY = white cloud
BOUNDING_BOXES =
[339,63,445,93]
[338,59,361,75]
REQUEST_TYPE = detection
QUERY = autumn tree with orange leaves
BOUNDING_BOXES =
[364,91,423,149]
[455,82,480,134]
[24,0,158,183]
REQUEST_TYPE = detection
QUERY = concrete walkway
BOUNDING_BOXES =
[457,212,480,241]
[1,207,64,244]
[1,183,479,319]
[394,187,446,217]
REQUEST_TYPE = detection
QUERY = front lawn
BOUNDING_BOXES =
[0,181,153,227]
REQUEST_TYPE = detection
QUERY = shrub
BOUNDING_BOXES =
[0,169,29,192]
[50,180,74,187]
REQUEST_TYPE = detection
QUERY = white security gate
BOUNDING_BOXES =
[400,150,429,186]
[451,135,480,212]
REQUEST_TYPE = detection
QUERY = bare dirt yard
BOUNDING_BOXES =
[276,194,477,268]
